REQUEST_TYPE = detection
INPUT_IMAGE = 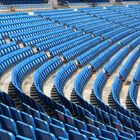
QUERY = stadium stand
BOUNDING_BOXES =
[0,0,44,4]
[1,4,140,140]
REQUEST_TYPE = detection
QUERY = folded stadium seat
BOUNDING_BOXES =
[129,21,140,29]
[0,129,15,140]
[22,103,31,114]
[101,110,111,125]
[10,107,22,121]
[34,117,49,132]
[50,124,68,139]
[131,118,140,131]
[110,114,120,124]
[40,113,52,125]
[116,112,125,127]
[113,122,123,131]
[124,126,136,138]
[69,130,88,140]
[85,116,94,126]
[0,103,12,118]
[80,129,96,139]
[87,124,101,137]
[30,107,40,118]
[55,110,65,122]
[106,125,120,137]
[101,129,117,140]
[20,112,35,128]
[94,121,106,130]
[16,121,36,140]
[65,124,79,132]
[120,131,133,139]
[123,109,132,118]
[122,114,133,128]
[64,114,75,126]
[74,118,87,131]
[84,109,96,121]
[52,118,65,128]
[35,128,56,140]
[76,105,87,118]
[0,115,17,135]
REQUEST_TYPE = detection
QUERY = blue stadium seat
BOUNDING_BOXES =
[21,111,35,128]
[34,117,49,131]
[10,107,22,121]
[101,129,117,140]
[87,124,101,137]
[50,124,68,138]
[16,121,36,140]
[35,128,56,140]
[69,130,88,140]
[0,103,12,118]
[74,118,87,131]
[0,115,17,135]
[0,129,15,140]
